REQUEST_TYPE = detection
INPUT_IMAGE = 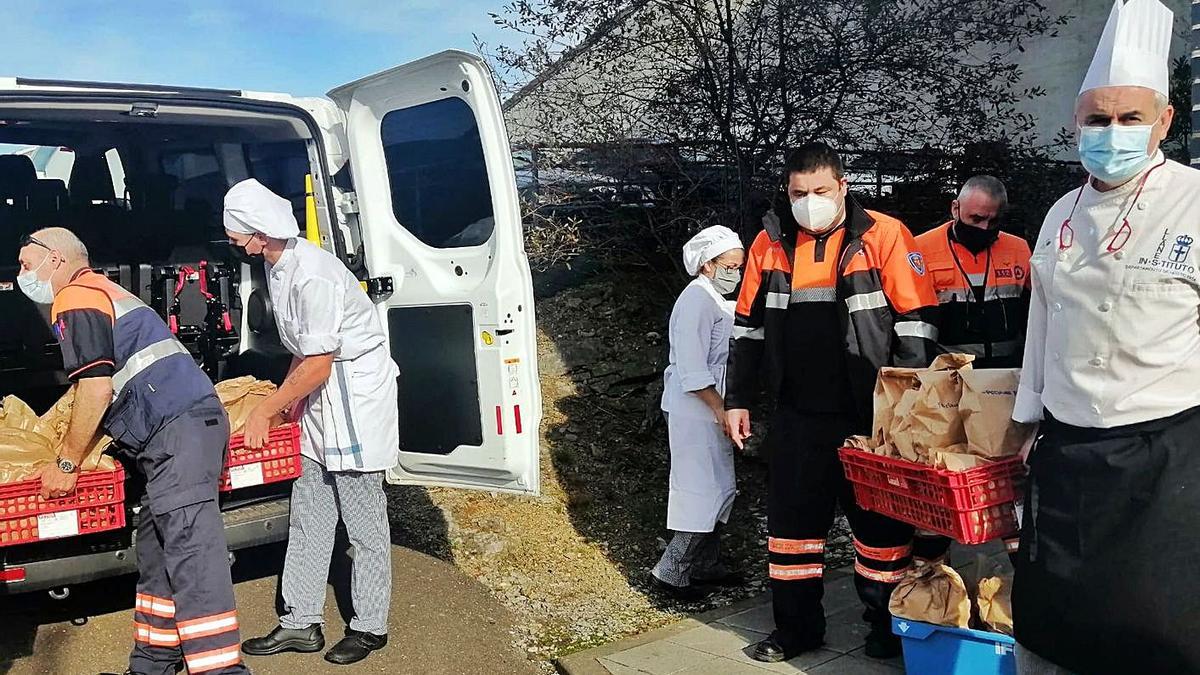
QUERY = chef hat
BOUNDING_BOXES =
[223,178,300,240]
[1079,0,1174,96]
[682,225,742,276]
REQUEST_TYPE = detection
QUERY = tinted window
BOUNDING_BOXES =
[246,141,309,201]
[380,98,494,248]
[161,150,219,182]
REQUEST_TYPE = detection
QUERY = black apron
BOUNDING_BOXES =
[1013,406,1200,674]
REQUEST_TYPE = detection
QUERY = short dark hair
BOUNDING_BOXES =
[958,175,1008,209]
[783,142,844,184]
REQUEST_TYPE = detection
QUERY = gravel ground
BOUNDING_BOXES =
[384,273,855,671]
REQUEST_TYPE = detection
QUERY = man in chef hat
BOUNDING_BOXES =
[1012,1,1200,672]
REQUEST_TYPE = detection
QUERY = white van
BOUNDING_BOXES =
[0,50,541,595]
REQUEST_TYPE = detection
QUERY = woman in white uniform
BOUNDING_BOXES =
[652,225,745,601]
[222,179,399,667]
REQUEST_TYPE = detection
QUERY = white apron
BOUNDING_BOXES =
[267,239,401,473]
[660,276,737,532]
[297,345,400,472]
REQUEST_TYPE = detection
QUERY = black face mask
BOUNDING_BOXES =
[227,235,266,264]
[953,221,1000,254]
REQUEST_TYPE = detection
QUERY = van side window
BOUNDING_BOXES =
[380,97,495,248]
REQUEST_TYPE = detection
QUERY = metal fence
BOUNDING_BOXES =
[513,141,1086,240]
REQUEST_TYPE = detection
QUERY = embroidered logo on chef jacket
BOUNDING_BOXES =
[1169,235,1193,263]
[1129,227,1198,279]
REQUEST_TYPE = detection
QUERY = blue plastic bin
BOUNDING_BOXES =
[892,617,1016,675]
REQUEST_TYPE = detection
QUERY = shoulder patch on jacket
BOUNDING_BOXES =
[907,252,926,276]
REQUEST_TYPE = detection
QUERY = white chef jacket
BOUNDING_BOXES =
[266,238,400,471]
[660,275,736,532]
[1015,152,1200,428]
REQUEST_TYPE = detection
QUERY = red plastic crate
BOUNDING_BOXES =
[838,447,1024,544]
[221,423,302,492]
[0,466,126,547]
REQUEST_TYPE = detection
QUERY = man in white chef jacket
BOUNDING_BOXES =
[1011,1,1200,672]
[221,179,399,667]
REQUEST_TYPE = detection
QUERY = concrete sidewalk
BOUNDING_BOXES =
[557,567,899,675]
[557,542,1008,675]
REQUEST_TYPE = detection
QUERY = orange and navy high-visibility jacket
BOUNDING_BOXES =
[50,269,217,449]
[914,222,1031,369]
[725,198,940,423]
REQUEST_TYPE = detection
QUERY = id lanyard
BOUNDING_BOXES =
[1058,158,1167,253]
[947,230,1009,336]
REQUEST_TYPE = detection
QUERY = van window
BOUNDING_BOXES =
[246,141,309,201]
[380,97,494,248]
[161,149,220,182]
[105,148,127,200]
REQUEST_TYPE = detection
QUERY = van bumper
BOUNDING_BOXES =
[0,497,290,595]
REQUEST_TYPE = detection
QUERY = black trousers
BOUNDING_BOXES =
[766,408,914,652]
[1013,406,1200,675]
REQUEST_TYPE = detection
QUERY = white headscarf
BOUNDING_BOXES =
[682,225,742,276]
[223,178,300,239]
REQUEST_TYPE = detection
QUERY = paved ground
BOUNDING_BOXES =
[557,542,1009,675]
[0,543,540,675]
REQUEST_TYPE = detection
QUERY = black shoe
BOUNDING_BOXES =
[324,630,388,665]
[750,634,823,663]
[242,624,325,656]
[691,569,746,587]
[650,576,714,602]
[864,626,902,659]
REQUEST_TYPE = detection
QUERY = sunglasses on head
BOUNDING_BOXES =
[19,234,49,250]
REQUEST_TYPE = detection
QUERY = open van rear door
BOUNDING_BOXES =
[328,50,541,495]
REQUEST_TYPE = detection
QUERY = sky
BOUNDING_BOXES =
[0,0,514,97]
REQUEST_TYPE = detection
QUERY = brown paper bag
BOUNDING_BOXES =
[33,387,78,445]
[844,435,874,451]
[873,367,921,453]
[33,387,115,470]
[976,575,1014,635]
[960,369,1029,459]
[889,563,972,628]
[0,428,56,482]
[929,445,990,472]
[874,354,975,461]
[0,396,39,432]
[892,369,968,463]
[215,377,282,435]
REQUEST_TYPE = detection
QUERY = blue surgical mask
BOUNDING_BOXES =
[1078,123,1156,185]
[17,255,55,304]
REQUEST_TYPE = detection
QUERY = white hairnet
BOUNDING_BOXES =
[682,225,742,276]
[223,178,300,239]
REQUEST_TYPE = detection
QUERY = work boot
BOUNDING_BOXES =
[242,624,325,656]
[324,630,388,665]
[750,632,824,663]
[650,575,714,602]
[863,625,903,659]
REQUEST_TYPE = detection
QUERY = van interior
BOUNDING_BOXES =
[0,100,331,413]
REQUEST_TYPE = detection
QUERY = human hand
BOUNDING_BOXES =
[39,463,79,500]
[725,409,751,451]
[243,406,272,450]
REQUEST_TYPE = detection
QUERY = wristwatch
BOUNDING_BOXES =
[56,457,78,474]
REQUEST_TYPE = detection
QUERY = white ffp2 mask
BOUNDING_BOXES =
[791,194,840,234]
